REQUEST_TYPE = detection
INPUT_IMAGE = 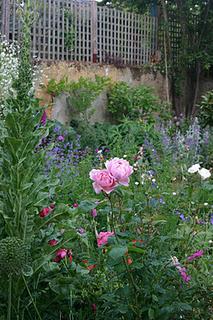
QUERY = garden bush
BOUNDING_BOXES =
[0,4,212,319]
[198,89,213,127]
[107,81,160,122]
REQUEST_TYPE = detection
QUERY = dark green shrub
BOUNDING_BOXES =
[107,81,160,122]
[198,89,213,127]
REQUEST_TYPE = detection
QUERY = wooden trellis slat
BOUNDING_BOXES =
[1,0,157,66]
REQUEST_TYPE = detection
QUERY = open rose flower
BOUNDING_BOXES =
[53,249,68,262]
[198,168,211,180]
[105,158,133,186]
[89,169,117,194]
[97,231,115,247]
[53,249,72,263]
[187,163,201,174]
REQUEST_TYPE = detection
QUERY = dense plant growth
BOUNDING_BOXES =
[44,76,110,121]
[0,2,212,319]
[198,89,213,127]
[107,81,160,122]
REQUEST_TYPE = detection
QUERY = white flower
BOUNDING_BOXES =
[172,192,177,196]
[204,203,208,206]
[135,181,139,186]
[198,168,211,180]
[171,256,180,267]
[187,163,201,174]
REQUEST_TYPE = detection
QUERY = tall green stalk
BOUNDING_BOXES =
[7,274,12,320]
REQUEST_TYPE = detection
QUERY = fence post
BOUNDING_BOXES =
[91,0,97,63]
[1,0,10,40]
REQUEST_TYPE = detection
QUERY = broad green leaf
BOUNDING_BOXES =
[109,246,128,260]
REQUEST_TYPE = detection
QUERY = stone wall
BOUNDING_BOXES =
[35,61,167,124]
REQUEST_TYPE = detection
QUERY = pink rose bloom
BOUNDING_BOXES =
[105,158,133,186]
[97,231,115,247]
[89,169,117,194]
[187,250,204,261]
[53,249,67,263]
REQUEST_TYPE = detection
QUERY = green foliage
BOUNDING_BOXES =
[107,81,160,122]
[0,237,30,275]
[67,76,110,115]
[14,0,35,102]
[64,9,76,50]
[44,76,110,120]
[198,89,213,127]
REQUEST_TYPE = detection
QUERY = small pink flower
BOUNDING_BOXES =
[48,239,58,246]
[39,207,52,218]
[179,267,191,283]
[187,250,204,261]
[73,203,79,208]
[97,231,115,247]
[105,158,133,186]
[91,208,97,218]
[89,169,117,194]
[41,111,47,126]
[53,249,67,262]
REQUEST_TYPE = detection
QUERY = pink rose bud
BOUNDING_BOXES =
[39,207,51,218]
[105,158,133,186]
[91,208,97,218]
[48,239,58,246]
[73,203,79,208]
[89,169,117,194]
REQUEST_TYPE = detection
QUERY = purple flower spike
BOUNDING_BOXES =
[187,250,204,262]
[41,111,47,126]
[179,267,191,283]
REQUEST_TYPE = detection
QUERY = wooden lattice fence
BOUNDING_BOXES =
[0,0,158,66]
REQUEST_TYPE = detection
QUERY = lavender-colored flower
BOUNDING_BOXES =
[53,126,61,133]
[57,135,65,142]
[147,170,155,177]
[179,213,186,221]
[159,198,165,204]
[210,214,213,225]
[78,228,86,235]
[187,250,204,261]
